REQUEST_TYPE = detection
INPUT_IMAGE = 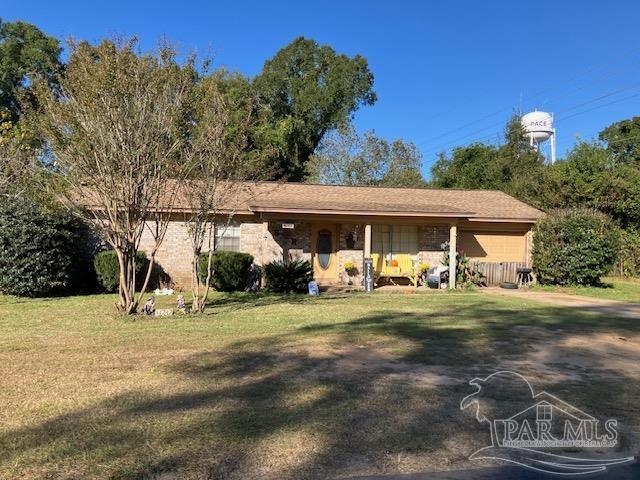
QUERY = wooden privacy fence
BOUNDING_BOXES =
[474,262,526,286]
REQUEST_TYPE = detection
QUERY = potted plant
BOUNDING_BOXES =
[344,260,358,285]
[419,262,430,286]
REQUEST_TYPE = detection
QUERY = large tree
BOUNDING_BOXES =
[0,19,61,122]
[30,38,199,314]
[307,126,426,187]
[599,116,640,166]
[542,141,640,228]
[430,115,545,204]
[252,37,376,181]
[431,143,499,190]
[181,76,256,313]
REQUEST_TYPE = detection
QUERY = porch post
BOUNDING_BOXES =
[449,223,457,289]
[261,220,269,288]
[364,224,372,258]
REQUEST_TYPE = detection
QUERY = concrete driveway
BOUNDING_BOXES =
[482,288,640,319]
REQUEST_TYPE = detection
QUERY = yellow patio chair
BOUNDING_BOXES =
[396,254,419,287]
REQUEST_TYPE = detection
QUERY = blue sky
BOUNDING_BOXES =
[4,1,640,177]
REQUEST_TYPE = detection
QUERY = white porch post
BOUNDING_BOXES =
[449,223,457,289]
[364,224,372,258]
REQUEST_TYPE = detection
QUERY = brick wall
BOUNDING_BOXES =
[139,220,193,289]
[338,223,364,285]
[418,225,449,269]
[270,222,312,263]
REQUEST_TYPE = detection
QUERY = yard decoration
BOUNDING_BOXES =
[142,297,155,315]
[176,295,190,314]
[308,281,319,296]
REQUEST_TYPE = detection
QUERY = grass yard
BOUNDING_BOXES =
[0,291,639,479]
[535,277,640,303]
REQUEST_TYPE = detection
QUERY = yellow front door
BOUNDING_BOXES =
[311,224,338,282]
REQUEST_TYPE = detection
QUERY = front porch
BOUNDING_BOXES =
[259,219,462,289]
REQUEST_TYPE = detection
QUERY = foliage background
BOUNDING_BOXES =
[0,199,94,297]
[532,209,620,286]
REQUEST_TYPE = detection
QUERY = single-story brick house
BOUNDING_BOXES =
[139,182,543,288]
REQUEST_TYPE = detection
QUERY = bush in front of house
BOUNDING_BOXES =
[532,209,620,286]
[0,199,93,297]
[198,251,254,292]
[618,228,640,277]
[262,259,313,293]
[94,250,149,293]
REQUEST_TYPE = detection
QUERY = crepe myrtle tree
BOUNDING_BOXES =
[181,76,259,313]
[30,38,200,314]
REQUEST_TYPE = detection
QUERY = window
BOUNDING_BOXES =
[372,225,418,257]
[392,225,419,254]
[215,222,241,252]
[537,404,552,422]
[316,230,332,269]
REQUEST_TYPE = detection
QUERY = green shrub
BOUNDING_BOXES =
[618,228,640,277]
[198,251,254,292]
[533,209,620,286]
[94,250,149,293]
[442,249,482,288]
[263,260,313,293]
[0,199,93,297]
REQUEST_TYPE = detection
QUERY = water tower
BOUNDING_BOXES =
[521,110,556,163]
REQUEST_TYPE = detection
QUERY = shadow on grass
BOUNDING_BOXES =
[1,297,639,479]
[203,290,356,312]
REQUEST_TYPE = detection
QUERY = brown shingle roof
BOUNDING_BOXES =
[231,182,543,221]
[80,180,544,222]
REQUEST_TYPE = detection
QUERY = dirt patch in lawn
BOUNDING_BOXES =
[303,342,462,387]
[498,326,640,382]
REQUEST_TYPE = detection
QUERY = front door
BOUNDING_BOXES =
[311,223,338,283]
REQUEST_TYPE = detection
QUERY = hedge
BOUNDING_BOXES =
[94,250,149,293]
[617,228,640,277]
[198,251,254,292]
[0,199,93,297]
[532,209,620,286]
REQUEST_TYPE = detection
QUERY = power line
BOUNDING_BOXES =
[414,45,640,132]
[415,52,640,147]
[554,82,640,116]
[556,91,640,122]
[420,85,640,159]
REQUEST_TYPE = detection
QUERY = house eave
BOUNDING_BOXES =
[248,206,476,218]
[468,217,540,223]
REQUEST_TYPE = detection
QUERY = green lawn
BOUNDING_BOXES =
[0,291,638,479]
[535,277,640,303]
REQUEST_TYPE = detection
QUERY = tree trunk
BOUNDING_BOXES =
[132,252,157,314]
[115,248,132,313]
[191,248,200,311]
